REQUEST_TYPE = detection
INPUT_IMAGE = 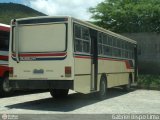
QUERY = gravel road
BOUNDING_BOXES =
[0,89,160,119]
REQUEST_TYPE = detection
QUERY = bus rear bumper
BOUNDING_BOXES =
[9,80,73,90]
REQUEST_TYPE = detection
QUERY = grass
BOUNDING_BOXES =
[138,74,160,90]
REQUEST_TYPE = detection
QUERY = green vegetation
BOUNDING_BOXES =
[89,0,160,33]
[0,3,46,24]
[138,75,160,90]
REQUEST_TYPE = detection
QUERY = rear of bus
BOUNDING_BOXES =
[0,23,11,96]
[9,16,74,98]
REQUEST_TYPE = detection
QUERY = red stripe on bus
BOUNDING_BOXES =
[75,56,126,62]
[125,60,131,69]
[12,53,67,57]
[75,56,91,59]
[99,58,131,69]
[75,56,132,69]
[98,57,122,62]
[0,26,10,32]
[0,55,8,61]
[0,65,9,77]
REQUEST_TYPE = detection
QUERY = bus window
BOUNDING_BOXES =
[98,32,102,44]
[103,34,107,45]
[108,36,113,46]
[122,40,125,49]
[82,27,90,40]
[75,39,82,52]
[117,39,121,48]
[83,41,89,53]
[0,31,9,51]
[103,46,112,56]
[98,32,103,55]
[113,37,117,47]
[74,24,90,53]
[75,25,81,38]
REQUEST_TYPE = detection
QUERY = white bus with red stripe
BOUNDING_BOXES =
[9,16,137,99]
[0,23,12,96]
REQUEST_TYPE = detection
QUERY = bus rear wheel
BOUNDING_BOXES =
[98,76,107,100]
[50,89,69,99]
[122,76,131,92]
[0,76,12,97]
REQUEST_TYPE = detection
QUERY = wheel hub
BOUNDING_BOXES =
[101,81,106,96]
[2,77,11,92]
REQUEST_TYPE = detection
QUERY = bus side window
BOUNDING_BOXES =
[98,32,103,55]
[75,25,81,38]
[75,39,82,52]
[108,36,112,46]
[74,24,82,52]
[103,34,107,45]
[83,41,90,53]
[82,27,89,40]
[103,46,112,56]
[74,24,90,53]
[82,27,90,53]
[113,37,117,47]
[108,36,113,56]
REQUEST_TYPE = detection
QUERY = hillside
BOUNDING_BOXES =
[0,3,46,24]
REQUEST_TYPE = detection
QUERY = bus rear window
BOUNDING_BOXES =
[13,24,66,53]
[0,31,9,51]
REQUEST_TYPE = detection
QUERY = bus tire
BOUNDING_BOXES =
[98,76,107,100]
[122,76,131,92]
[0,75,12,97]
[50,89,69,99]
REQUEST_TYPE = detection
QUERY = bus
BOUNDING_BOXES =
[9,16,137,99]
[0,23,11,97]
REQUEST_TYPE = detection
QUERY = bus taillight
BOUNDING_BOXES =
[65,66,71,77]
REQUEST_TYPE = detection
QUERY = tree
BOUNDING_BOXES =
[89,0,160,33]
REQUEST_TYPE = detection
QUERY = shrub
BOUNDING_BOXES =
[138,75,160,90]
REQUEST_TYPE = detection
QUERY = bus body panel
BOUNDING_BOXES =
[10,60,73,80]
[97,59,134,88]
[74,57,92,93]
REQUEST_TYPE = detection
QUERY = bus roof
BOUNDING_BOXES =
[0,23,10,32]
[13,16,137,44]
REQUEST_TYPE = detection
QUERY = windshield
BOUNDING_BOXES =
[13,23,66,53]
